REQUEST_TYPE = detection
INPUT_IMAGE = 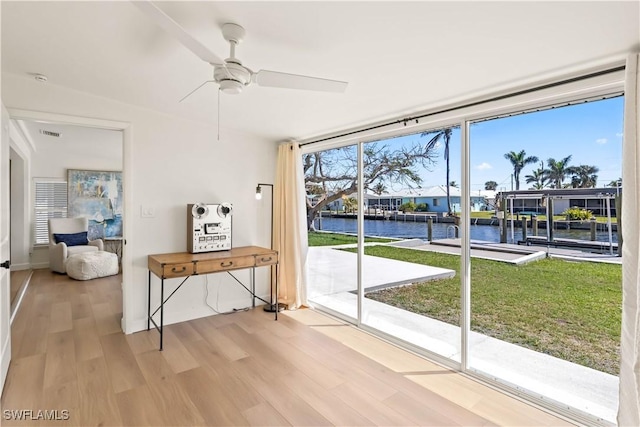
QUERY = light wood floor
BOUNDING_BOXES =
[9,269,32,314]
[1,269,573,426]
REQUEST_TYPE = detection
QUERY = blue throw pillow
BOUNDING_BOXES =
[54,231,89,247]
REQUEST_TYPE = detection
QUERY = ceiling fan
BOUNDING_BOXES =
[133,1,348,98]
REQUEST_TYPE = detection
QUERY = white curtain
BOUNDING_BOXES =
[273,142,308,309]
[619,52,640,426]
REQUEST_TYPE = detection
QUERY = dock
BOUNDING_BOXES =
[523,235,618,254]
[415,238,622,265]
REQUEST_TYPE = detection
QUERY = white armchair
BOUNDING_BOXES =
[48,217,104,273]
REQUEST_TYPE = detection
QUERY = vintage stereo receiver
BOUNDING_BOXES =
[187,203,233,253]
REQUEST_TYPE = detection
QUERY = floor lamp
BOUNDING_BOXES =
[256,183,284,312]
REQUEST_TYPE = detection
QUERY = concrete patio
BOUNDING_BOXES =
[307,245,619,424]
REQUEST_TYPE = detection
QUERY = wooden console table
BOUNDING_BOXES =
[147,245,279,350]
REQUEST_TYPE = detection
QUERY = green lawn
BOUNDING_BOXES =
[358,246,621,375]
[308,231,393,247]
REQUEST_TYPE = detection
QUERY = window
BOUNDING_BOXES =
[300,69,625,423]
[34,178,67,245]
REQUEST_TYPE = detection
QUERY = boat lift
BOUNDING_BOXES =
[498,188,620,255]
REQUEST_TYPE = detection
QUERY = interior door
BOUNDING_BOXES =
[0,103,12,394]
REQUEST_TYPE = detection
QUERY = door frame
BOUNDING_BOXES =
[7,108,134,333]
[1,104,12,394]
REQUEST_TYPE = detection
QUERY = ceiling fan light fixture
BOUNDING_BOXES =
[219,79,243,94]
[135,2,348,99]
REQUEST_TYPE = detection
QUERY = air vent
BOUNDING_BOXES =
[39,129,61,137]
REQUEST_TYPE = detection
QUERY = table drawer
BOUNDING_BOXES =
[163,262,194,278]
[197,255,255,273]
[255,253,278,266]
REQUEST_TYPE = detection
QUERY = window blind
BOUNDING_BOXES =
[34,179,67,244]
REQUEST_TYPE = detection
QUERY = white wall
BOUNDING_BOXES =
[2,73,278,333]
[8,122,32,271]
[27,123,123,268]
[9,148,28,270]
[31,124,122,178]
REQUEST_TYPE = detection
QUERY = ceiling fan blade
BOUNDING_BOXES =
[132,1,226,66]
[254,70,348,93]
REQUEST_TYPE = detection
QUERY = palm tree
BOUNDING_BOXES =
[525,161,547,189]
[567,165,599,188]
[525,170,547,189]
[484,180,498,190]
[504,150,539,190]
[545,156,573,188]
[342,195,357,213]
[421,128,453,214]
[607,178,622,188]
[372,182,387,195]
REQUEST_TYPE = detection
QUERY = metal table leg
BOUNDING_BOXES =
[275,263,279,321]
[147,270,151,330]
[251,267,256,308]
[160,277,164,351]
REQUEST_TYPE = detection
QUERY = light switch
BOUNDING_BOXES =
[141,206,155,218]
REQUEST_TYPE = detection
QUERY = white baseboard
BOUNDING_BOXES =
[126,294,270,334]
[30,262,49,270]
[0,333,11,396]
[9,263,31,271]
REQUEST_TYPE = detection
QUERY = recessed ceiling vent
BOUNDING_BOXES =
[39,129,61,138]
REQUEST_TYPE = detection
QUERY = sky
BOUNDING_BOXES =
[378,96,624,193]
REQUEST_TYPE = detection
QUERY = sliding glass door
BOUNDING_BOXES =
[467,97,623,423]
[305,145,359,322]
[302,74,624,425]
[359,129,462,362]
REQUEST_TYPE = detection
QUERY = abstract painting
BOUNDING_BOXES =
[67,169,123,240]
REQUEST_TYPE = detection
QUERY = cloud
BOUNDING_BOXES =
[616,132,623,137]
[475,162,492,170]
[596,138,608,145]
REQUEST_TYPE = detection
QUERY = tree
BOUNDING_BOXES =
[567,165,599,188]
[372,182,387,195]
[342,195,357,213]
[607,178,622,188]
[525,161,547,189]
[303,142,438,230]
[504,150,539,191]
[484,180,498,191]
[421,128,453,214]
[545,156,573,188]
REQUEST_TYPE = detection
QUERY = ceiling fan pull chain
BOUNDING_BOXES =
[217,87,221,141]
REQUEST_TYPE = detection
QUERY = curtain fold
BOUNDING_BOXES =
[273,142,308,309]
[618,52,640,426]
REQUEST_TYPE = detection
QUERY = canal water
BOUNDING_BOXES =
[314,217,618,243]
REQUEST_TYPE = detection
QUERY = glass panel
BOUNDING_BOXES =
[355,127,462,362]
[305,145,359,322]
[468,97,623,423]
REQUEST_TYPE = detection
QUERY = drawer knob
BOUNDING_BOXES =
[171,266,187,273]
[221,261,233,268]
[261,256,272,262]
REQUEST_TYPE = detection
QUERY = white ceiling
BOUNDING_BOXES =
[2,1,639,142]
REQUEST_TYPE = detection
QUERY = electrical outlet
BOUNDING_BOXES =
[141,206,155,218]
